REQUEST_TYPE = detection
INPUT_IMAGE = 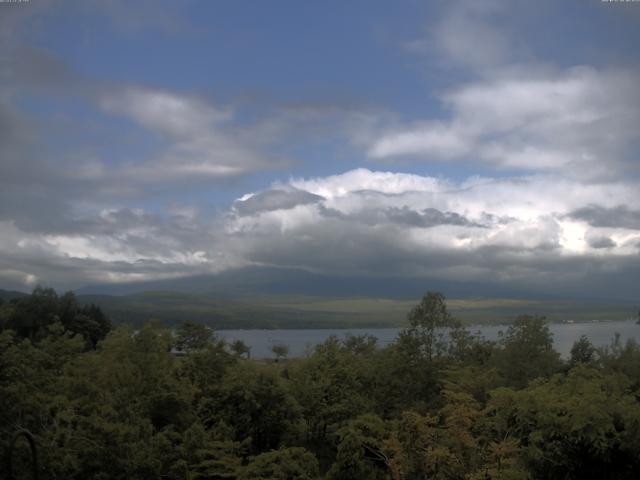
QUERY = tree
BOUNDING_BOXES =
[175,321,213,352]
[327,415,389,480]
[1,289,110,348]
[170,423,245,480]
[6,286,59,341]
[288,336,371,444]
[493,314,562,388]
[230,339,251,358]
[486,367,640,479]
[271,343,289,362]
[398,292,454,361]
[42,323,194,478]
[569,335,596,367]
[76,303,111,348]
[342,334,378,356]
[379,293,456,413]
[179,339,236,398]
[199,362,300,453]
[597,334,640,389]
[238,447,319,480]
[447,325,496,366]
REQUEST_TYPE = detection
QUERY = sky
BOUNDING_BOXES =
[1,0,639,299]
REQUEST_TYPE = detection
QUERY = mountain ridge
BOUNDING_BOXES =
[76,265,613,301]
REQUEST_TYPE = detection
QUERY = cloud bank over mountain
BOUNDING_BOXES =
[2,167,639,299]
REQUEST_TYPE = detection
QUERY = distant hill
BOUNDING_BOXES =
[2,283,635,329]
[71,266,639,328]
[0,289,29,302]
[77,265,550,300]
[74,291,406,329]
[3,267,636,329]
[70,290,638,330]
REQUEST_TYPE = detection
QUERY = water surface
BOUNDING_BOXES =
[219,320,640,359]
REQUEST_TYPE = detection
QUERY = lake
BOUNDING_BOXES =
[219,320,640,359]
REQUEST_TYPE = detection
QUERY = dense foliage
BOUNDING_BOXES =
[1,289,640,479]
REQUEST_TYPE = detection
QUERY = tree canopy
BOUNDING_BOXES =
[1,289,640,479]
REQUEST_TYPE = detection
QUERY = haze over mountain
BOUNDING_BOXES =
[1,1,639,302]
[75,265,637,304]
[76,265,535,299]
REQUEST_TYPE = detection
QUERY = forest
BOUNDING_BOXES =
[2,288,640,479]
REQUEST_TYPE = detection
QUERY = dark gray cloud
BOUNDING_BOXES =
[0,246,216,293]
[0,204,231,291]
[319,205,484,228]
[479,212,517,225]
[385,206,483,228]
[1,162,639,298]
[568,205,640,230]
[229,212,640,301]
[586,235,616,249]
[2,46,79,92]
[233,189,324,216]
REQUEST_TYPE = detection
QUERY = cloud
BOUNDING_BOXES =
[319,205,484,229]
[101,88,232,138]
[1,168,639,299]
[289,168,448,198]
[433,0,514,70]
[0,40,380,291]
[219,169,640,298]
[1,46,80,94]
[0,50,317,274]
[233,188,324,216]
[101,87,287,180]
[586,233,616,250]
[0,205,243,291]
[371,0,640,178]
[368,121,471,160]
[568,205,640,230]
[1,43,297,192]
[1,0,638,301]
[404,0,515,71]
[367,66,640,177]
